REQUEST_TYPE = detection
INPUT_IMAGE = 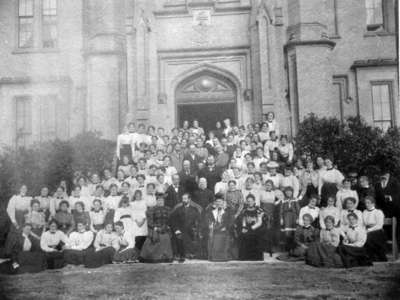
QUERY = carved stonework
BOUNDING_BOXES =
[243,89,253,101]
[158,93,167,104]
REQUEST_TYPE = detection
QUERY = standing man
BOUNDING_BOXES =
[375,171,400,247]
[165,174,184,209]
[178,160,197,195]
[198,155,222,192]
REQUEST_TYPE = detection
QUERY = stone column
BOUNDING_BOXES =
[84,0,127,139]
[285,0,336,134]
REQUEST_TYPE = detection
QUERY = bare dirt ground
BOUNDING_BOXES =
[0,260,399,300]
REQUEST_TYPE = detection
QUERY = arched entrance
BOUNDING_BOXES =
[175,71,237,134]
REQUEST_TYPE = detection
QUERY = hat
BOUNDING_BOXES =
[267,161,279,169]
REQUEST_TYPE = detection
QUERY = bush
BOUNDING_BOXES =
[0,131,116,208]
[296,114,400,180]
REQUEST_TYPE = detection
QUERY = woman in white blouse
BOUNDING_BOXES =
[362,196,387,262]
[7,185,32,229]
[116,124,134,162]
[318,157,344,207]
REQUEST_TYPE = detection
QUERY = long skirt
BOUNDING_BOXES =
[64,248,92,265]
[45,251,65,269]
[238,231,263,261]
[113,248,137,262]
[320,183,338,207]
[0,252,47,274]
[84,247,116,268]
[139,232,174,263]
[337,245,373,268]
[208,230,230,262]
[364,230,387,262]
[305,242,343,268]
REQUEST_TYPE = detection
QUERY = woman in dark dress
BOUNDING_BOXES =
[139,194,174,263]
[72,201,91,230]
[54,200,75,235]
[206,194,233,262]
[237,194,265,261]
[362,196,387,262]
[0,223,46,274]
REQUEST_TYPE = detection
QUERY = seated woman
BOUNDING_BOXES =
[72,201,91,231]
[54,201,75,235]
[24,199,46,237]
[103,184,121,224]
[292,214,319,259]
[305,216,343,268]
[64,221,94,265]
[140,194,174,263]
[340,197,363,230]
[40,220,69,269]
[84,223,119,268]
[206,194,234,262]
[0,223,46,274]
[298,196,320,228]
[89,199,106,233]
[237,194,265,261]
[113,221,136,263]
[362,196,387,262]
[337,213,372,268]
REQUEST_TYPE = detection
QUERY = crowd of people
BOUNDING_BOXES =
[0,112,399,274]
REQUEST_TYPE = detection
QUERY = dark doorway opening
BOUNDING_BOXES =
[177,103,236,134]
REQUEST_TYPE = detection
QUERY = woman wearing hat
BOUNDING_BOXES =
[206,194,234,261]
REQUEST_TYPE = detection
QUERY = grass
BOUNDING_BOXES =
[0,260,399,300]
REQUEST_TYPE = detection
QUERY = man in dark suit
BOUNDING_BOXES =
[375,171,400,247]
[193,177,215,209]
[169,193,201,261]
[197,155,223,192]
[178,160,197,195]
[165,174,185,208]
[183,144,202,174]
[375,171,400,218]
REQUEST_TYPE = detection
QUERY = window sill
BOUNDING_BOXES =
[364,31,396,38]
[12,48,60,54]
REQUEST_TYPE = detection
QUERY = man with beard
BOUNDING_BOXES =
[170,193,201,262]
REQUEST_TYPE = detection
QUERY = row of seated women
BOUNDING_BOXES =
[284,195,387,268]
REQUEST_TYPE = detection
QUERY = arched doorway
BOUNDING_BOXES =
[175,71,237,134]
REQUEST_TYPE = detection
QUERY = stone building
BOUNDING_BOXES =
[0,0,398,147]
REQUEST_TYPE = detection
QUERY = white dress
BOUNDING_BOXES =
[130,200,148,238]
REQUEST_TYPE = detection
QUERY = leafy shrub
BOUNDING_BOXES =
[296,114,400,180]
[0,132,116,208]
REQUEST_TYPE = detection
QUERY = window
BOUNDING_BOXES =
[371,82,394,130]
[15,96,33,148]
[39,95,57,141]
[18,0,34,48]
[366,0,383,31]
[17,0,58,49]
[42,0,57,48]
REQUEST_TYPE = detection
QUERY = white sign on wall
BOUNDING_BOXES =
[192,9,211,26]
